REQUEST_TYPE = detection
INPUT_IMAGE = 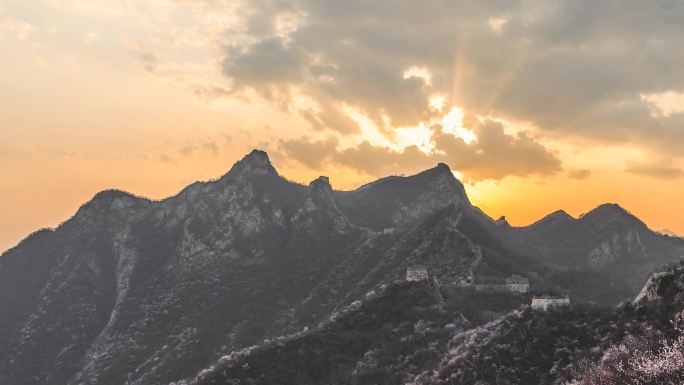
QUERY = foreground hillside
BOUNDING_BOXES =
[184,290,628,385]
[418,262,684,385]
[178,281,463,385]
[186,262,684,385]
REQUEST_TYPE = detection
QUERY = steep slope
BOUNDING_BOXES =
[335,163,470,231]
[0,151,484,385]
[183,281,468,385]
[184,261,684,385]
[0,191,151,385]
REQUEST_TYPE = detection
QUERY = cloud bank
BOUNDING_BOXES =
[280,119,562,181]
[216,0,684,179]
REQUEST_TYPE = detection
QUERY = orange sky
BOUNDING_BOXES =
[2,0,684,252]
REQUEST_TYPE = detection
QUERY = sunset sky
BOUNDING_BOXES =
[2,0,684,251]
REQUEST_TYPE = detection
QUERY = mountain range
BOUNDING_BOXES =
[1,149,683,385]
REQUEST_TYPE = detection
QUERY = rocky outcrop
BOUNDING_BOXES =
[587,227,646,266]
[632,270,671,303]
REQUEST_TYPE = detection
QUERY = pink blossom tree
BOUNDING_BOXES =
[577,325,684,385]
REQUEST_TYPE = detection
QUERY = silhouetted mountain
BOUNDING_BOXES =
[498,203,684,303]
[529,209,576,229]
[335,162,470,231]
[517,203,656,265]
[1,150,683,385]
[0,151,488,385]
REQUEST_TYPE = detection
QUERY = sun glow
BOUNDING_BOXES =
[395,123,435,154]
[487,17,507,32]
[429,94,446,111]
[641,91,684,118]
[441,107,477,144]
[342,104,399,150]
[403,66,433,86]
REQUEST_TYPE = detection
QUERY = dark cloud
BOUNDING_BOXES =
[280,137,338,168]
[280,120,562,181]
[218,0,684,157]
[178,145,196,157]
[193,86,231,101]
[333,143,434,176]
[168,139,224,163]
[223,37,305,90]
[625,160,683,179]
[568,169,592,180]
[299,102,359,134]
[128,42,158,73]
[159,154,177,164]
[434,120,562,180]
[202,142,220,157]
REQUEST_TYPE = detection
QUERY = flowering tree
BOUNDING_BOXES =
[576,325,684,385]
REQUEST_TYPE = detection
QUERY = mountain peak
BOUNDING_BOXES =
[428,162,458,179]
[436,162,451,172]
[309,175,331,190]
[530,209,575,228]
[495,215,510,226]
[582,203,630,219]
[413,162,459,182]
[227,149,278,177]
[408,162,470,208]
[580,203,648,229]
[242,149,271,165]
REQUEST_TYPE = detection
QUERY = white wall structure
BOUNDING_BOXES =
[505,274,530,293]
[531,295,570,311]
[406,266,429,282]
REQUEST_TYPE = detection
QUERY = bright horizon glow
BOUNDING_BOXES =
[441,107,477,144]
[1,147,683,253]
[1,0,683,251]
[403,66,433,86]
[487,17,507,32]
[641,91,684,118]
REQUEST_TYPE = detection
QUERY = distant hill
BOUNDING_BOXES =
[497,203,684,303]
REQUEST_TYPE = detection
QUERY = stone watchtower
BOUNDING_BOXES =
[505,274,530,293]
[531,295,570,311]
[406,265,429,282]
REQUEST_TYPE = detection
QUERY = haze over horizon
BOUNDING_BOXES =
[2,0,684,251]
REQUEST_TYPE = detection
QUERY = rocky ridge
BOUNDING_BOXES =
[1,150,683,385]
